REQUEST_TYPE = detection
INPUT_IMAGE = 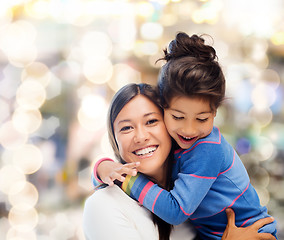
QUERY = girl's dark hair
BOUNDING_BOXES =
[107,83,172,240]
[157,32,225,111]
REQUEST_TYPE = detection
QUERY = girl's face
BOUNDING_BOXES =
[113,95,172,181]
[164,96,216,150]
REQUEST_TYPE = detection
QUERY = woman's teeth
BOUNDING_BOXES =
[134,146,157,156]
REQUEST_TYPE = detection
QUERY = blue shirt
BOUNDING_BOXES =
[120,126,277,239]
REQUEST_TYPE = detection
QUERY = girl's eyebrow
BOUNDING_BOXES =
[197,111,212,115]
[170,108,212,115]
[169,108,184,114]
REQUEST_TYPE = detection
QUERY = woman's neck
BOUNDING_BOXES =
[148,161,168,188]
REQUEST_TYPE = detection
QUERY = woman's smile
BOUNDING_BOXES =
[133,145,158,158]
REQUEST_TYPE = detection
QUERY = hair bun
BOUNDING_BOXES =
[164,32,217,62]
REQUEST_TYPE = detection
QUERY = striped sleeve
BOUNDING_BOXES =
[121,173,191,225]
[120,146,224,225]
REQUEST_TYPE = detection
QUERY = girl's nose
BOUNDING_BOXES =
[181,122,196,137]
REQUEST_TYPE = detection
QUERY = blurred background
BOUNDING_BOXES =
[0,0,283,239]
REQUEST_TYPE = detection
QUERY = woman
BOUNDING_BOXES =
[83,83,275,240]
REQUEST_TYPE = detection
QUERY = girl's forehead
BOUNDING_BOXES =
[168,96,212,114]
[170,95,210,105]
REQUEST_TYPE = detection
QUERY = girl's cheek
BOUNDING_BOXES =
[165,120,175,132]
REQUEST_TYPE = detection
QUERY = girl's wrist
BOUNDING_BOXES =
[93,158,114,183]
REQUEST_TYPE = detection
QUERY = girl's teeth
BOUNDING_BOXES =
[182,136,192,140]
[135,146,157,156]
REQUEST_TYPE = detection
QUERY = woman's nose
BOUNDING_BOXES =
[133,126,149,143]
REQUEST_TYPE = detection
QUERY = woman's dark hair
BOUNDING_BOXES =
[157,32,225,111]
[107,83,173,240]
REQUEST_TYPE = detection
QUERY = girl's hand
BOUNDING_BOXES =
[222,208,276,240]
[97,161,140,186]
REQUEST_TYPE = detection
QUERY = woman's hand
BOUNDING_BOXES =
[222,208,276,240]
[97,161,140,186]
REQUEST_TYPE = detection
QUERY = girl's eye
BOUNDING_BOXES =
[172,115,184,120]
[146,119,158,125]
[120,126,132,132]
[197,118,208,122]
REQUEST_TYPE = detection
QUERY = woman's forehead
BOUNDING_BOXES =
[114,95,161,124]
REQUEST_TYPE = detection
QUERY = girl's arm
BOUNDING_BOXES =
[120,148,223,225]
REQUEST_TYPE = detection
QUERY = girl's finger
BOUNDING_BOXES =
[121,162,140,169]
[110,172,126,182]
[116,165,139,176]
[103,176,114,186]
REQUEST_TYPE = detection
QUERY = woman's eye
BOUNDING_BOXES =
[172,115,184,120]
[147,119,158,125]
[120,126,132,132]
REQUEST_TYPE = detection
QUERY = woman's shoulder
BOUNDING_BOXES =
[84,185,119,208]
[85,184,141,209]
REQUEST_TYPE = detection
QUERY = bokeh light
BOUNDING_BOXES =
[8,181,39,207]
[24,0,50,19]
[0,7,13,28]
[12,144,43,174]
[12,108,42,134]
[83,58,113,84]
[8,204,38,232]
[16,81,46,110]
[77,94,108,131]
[0,165,26,195]
[0,98,10,123]
[6,227,37,240]
[80,31,112,58]
[0,20,37,67]
[140,22,164,40]
[22,62,51,87]
[0,121,28,150]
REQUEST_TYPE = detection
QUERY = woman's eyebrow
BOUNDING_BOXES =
[144,112,159,117]
[117,112,160,125]
[117,119,131,125]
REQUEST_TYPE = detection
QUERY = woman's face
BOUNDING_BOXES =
[113,95,172,181]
